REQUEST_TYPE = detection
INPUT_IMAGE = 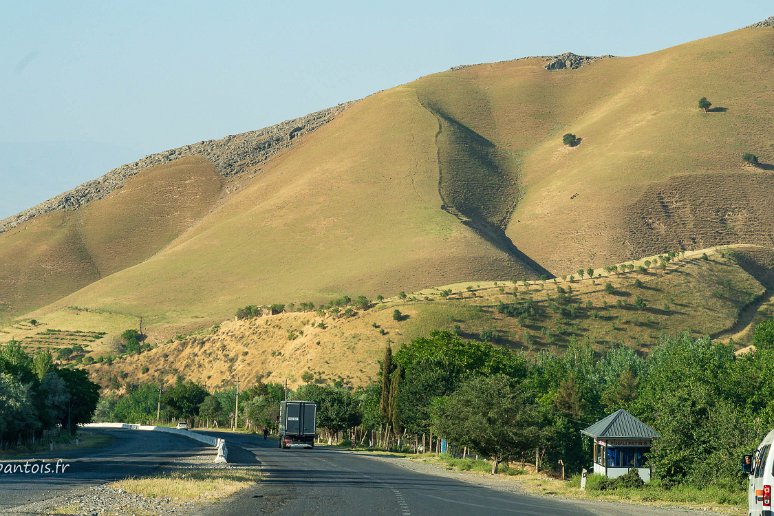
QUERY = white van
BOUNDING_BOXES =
[745,429,774,516]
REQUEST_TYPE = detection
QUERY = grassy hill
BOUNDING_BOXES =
[66,245,772,390]
[0,23,772,345]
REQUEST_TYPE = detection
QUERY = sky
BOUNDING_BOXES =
[1,1,771,219]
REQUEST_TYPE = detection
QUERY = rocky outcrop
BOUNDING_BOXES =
[747,16,773,28]
[544,52,613,70]
[0,102,352,234]
[450,52,613,72]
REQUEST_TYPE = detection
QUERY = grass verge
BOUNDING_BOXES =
[109,466,261,502]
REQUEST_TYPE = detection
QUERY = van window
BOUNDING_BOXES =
[755,444,770,478]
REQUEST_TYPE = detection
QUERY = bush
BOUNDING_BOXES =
[585,473,615,491]
[236,305,262,320]
[392,309,407,321]
[698,97,711,112]
[563,133,579,146]
[617,468,645,489]
[604,282,615,294]
[742,152,759,166]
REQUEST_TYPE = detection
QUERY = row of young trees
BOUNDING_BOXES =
[0,342,100,448]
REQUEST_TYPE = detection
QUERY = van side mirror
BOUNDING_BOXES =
[742,454,753,474]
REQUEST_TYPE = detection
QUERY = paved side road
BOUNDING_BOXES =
[0,428,211,511]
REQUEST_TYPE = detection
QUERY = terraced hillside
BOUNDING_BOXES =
[82,246,774,390]
[0,22,771,339]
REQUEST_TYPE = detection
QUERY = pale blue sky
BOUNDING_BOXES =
[1,1,770,218]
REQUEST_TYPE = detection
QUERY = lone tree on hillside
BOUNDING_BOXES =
[742,152,759,166]
[698,97,712,112]
[563,133,579,147]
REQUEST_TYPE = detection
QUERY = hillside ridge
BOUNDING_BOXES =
[0,102,351,234]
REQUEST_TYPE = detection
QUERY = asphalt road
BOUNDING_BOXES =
[199,431,593,516]
[0,428,211,511]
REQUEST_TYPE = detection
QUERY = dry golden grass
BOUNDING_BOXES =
[0,156,221,326]
[109,467,260,502]
[1,25,771,344]
[84,246,773,390]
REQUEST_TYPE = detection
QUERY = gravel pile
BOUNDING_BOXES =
[9,484,198,515]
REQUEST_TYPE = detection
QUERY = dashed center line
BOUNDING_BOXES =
[391,487,411,515]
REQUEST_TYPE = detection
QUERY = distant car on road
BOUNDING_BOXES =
[175,422,189,430]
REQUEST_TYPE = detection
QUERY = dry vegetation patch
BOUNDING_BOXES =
[109,466,260,502]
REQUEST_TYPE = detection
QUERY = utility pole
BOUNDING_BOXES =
[234,377,240,430]
[284,379,288,401]
[139,316,143,337]
[157,384,162,423]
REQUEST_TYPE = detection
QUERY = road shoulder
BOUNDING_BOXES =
[351,452,729,516]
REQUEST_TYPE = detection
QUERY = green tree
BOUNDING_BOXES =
[0,372,39,442]
[600,369,639,411]
[163,379,208,421]
[633,333,750,486]
[295,384,360,441]
[32,351,54,380]
[753,318,774,350]
[432,374,545,473]
[40,371,71,428]
[56,368,100,434]
[742,152,759,166]
[698,97,711,112]
[236,305,262,320]
[394,331,526,435]
[354,296,371,310]
[379,345,394,421]
[242,395,279,432]
[563,133,579,146]
[120,329,146,355]
[114,384,164,424]
[199,395,221,426]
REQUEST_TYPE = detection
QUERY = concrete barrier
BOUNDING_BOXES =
[84,423,228,462]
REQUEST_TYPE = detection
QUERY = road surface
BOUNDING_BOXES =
[199,431,593,516]
[0,428,211,511]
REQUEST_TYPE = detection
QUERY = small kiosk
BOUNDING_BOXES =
[581,409,659,482]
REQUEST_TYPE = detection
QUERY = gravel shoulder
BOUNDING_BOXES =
[2,429,217,515]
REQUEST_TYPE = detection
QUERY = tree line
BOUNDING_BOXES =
[94,318,774,491]
[0,342,100,449]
